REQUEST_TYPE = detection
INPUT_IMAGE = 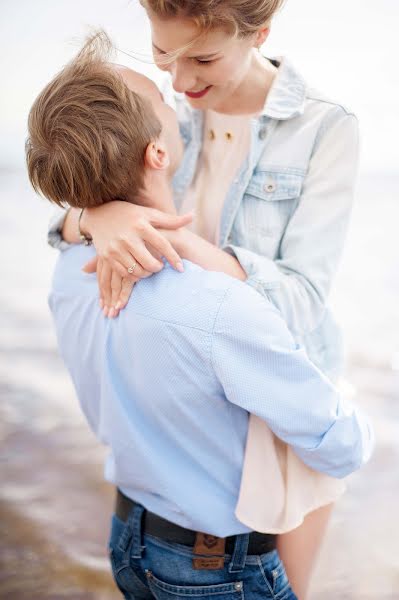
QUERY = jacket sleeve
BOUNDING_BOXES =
[224,109,360,336]
[48,206,71,251]
[211,281,374,478]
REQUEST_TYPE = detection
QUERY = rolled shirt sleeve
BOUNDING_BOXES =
[224,110,360,337]
[211,280,374,478]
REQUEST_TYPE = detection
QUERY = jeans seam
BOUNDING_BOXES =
[148,576,244,596]
[256,555,274,597]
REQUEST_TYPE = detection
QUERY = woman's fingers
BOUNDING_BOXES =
[108,270,124,318]
[82,256,98,274]
[100,261,113,314]
[148,209,193,230]
[106,243,155,279]
[121,238,165,273]
[97,257,104,309]
[142,225,184,271]
[115,278,136,313]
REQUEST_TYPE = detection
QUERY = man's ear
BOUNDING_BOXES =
[144,139,170,171]
[255,26,270,49]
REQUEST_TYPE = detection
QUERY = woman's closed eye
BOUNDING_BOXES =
[195,58,216,65]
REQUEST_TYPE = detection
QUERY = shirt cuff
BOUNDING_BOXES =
[48,207,72,251]
[223,244,282,294]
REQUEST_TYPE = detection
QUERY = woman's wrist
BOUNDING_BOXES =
[172,227,190,257]
[80,206,93,236]
[61,208,81,244]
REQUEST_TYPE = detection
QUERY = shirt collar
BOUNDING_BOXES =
[259,57,307,120]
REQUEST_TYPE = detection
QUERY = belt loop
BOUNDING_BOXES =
[228,534,249,573]
[118,503,145,560]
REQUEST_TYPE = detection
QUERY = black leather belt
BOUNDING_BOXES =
[116,489,276,556]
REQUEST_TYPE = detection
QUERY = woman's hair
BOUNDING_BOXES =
[140,0,285,37]
[26,31,162,209]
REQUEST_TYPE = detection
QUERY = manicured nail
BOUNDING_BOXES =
[108,307,116,318]
[176,261,184,272]
[103,306,109,317]
[115,302,122,310]
[99,298,104,309]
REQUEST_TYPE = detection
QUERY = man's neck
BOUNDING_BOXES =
[135,170,176,215]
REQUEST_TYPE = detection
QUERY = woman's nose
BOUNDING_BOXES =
[170,61,196,94]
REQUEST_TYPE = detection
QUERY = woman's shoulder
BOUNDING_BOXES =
[266,57,357,124]
[305,85,357,120]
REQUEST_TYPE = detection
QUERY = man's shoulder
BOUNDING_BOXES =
[125,260,245,334]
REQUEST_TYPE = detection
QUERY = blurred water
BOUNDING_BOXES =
[0,168,398,598]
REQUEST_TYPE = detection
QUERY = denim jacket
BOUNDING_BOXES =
[48,57,359,378]
[168,57,359,378]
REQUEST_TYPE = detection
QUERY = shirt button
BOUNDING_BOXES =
[264,180,276,193]
[258,127,267,140]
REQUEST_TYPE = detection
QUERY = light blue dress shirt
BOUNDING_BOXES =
[49,245,373,537]
[49,57,359,380]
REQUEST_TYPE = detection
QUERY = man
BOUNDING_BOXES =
[26,33,373,600]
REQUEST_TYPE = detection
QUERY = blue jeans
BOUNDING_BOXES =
[108,503,298,600]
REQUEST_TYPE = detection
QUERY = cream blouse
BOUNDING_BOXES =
[180,109,346,534]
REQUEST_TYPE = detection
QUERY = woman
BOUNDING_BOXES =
[50,1,359,597]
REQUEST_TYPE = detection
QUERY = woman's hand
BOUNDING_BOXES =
[81,201,193,316]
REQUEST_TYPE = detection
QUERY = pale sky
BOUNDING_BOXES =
[1,0,398,171]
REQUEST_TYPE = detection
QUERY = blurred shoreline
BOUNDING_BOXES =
[1,169,398,599]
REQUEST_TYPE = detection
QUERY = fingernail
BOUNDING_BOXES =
[103,306,109,317]
[109,307,115,318]
[99,298,104,309]
[176,261,184,272]
[115,302,121,310]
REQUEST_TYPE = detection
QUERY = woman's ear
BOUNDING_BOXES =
[255,26,270,49]
[144,139,170,171]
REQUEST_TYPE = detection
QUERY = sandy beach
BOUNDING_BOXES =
[0,168,398,599]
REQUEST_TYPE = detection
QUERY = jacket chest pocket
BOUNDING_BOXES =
[232,171,304,258]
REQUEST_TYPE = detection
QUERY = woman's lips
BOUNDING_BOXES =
[185,86,212,99]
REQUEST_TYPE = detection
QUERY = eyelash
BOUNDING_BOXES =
[153,46,214,66]
[195,59,214,65]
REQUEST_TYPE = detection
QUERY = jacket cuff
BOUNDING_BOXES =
[48,207,72,251]
[223,244,282,294]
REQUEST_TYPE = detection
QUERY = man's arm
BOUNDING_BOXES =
[211,281,374,478]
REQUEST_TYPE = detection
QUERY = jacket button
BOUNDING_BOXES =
[258,127,267,140]
[264,180,276,193]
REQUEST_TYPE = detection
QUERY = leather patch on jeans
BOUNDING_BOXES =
[193,557,225,570]
[193,533,225,570]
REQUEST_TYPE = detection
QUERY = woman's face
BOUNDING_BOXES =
[149,13,258,111]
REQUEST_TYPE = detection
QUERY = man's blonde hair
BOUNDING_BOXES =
[26,31,162,209]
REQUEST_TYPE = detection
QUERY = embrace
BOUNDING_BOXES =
[26,2,373,599]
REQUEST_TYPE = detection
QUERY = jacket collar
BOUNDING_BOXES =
[260,57,307,120]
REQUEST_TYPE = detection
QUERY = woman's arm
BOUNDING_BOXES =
[168,228,247,281]
[223,109,360,337]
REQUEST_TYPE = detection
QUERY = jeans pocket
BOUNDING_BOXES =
[258,554,295,599]
[145,570,244,600]
[109,548,149,599]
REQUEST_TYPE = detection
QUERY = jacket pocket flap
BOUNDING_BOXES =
[246,171,303,201]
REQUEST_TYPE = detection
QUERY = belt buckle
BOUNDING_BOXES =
[192,533,226,570]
